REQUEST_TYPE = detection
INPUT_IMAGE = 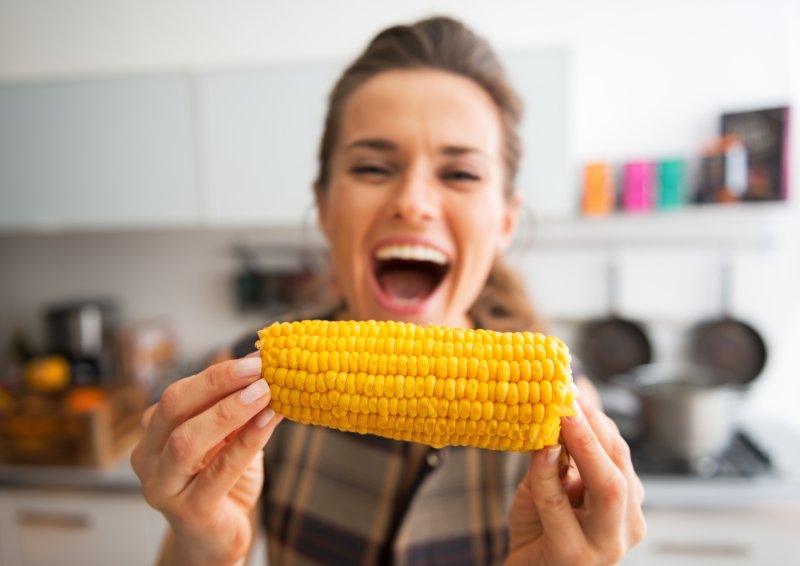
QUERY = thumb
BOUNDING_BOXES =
[527,445,583,548]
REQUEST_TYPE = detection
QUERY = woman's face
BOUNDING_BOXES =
[318,69,519,328]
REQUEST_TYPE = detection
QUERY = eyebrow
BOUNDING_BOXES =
[344,138,486,157]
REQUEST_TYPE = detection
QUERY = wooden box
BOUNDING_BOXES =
[0,387,146,468]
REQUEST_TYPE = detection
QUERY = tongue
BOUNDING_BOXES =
[379,269,437,302]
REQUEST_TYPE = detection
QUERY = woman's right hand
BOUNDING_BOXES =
[131,355,283,566]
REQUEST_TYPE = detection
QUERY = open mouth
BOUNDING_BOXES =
[372,243,450,309]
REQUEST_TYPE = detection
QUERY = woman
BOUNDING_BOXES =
[132,16,646,566]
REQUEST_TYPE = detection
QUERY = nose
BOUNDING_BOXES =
[388,166,440,224]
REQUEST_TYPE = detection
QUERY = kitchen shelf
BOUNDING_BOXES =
[528,202,797,250]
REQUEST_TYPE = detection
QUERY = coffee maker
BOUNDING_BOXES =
[45,299,119,386]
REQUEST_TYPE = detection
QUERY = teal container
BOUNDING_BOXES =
[657,159,687,209]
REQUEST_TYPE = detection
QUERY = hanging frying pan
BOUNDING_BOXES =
[580,256,653,382]
[690,259,767,386]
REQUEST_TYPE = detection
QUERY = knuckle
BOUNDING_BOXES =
[207,362,232,391]
[600,469,627,504]
[538,488,569,513]
[207,451,238,481]
[573,429,598,454]
[157,384,183,422]
[213,398,236,427]
[165,425,193,462]
[610,435,632,463]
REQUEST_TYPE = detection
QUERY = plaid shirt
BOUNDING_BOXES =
[262,422,529,566]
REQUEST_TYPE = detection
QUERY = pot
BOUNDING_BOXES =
[617,363,741,473]
[580,258,652,382]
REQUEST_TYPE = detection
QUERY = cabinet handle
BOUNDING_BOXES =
[16,510,91,530]
[655,541,750,558]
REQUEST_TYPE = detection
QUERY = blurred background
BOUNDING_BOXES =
[1,1,799,564]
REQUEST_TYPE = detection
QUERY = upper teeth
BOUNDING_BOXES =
[375,244,448,265]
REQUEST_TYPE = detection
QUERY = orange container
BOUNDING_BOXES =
[582,162,615,215]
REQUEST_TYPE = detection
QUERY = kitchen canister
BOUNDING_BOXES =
[656,158,687,209]
[622,161,655,212]
[581,162,615,216]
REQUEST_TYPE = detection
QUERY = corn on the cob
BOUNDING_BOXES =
[257,320,576,452]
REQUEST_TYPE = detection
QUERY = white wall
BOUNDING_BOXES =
[2,0,800,430]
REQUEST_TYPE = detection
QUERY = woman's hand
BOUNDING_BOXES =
[506,389,646,566]
[131,355,283,566]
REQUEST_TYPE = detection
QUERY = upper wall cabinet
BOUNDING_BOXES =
[0,50,570,230]
[503,49,570,216]
[198,64,342,225]
[198,50,569,225]
[0,76,199,230]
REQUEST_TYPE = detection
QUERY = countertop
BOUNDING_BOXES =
[2,420,799,512]
[0,448,142,492]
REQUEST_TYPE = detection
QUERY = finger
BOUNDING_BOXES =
[145,357,264,454]
[189,409,284,514]
[141,403,157,430]
[560,403,628,536]
[157,377,272,496]
[562,465,585,508]
[576,395,645,504]
[526,445,584,552]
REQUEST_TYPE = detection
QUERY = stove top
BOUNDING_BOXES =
[629,431,773,478]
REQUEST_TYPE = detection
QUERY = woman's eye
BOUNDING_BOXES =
[351,165,390,177]
[444,170,480,182]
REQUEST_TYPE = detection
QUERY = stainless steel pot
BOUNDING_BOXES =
[618,363,741,473]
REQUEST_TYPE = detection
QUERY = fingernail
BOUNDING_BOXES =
[545,445,562,465]
[256,407,275,428]
[567,400,583,423]
[568,381,581,399]
[234,356,262,378]
[241,379,269,404]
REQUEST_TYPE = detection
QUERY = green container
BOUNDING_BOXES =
[657,159,687,209]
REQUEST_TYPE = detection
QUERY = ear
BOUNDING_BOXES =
[498,191,522,251]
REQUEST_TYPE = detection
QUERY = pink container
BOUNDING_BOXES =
[623,161,655,212]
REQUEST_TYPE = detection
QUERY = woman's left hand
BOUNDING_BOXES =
[506,389,646,566]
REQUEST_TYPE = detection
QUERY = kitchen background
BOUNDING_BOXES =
[1,1,799,565]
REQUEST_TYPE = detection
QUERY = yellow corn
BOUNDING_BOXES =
[257,320,576,452]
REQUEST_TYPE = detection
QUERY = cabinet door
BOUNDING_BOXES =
[0,75,199,229]
[200,63,341,225]
[0,489,166,566]
[621,507,800,566]
[503,49,571,216]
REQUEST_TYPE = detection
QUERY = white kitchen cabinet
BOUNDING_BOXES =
[0,75,200,230]
[199,49,571,225]
[198,63,342,225]
[0,488,167,566]
[621,507,800,566]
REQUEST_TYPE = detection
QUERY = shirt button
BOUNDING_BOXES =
[426,451,440,468]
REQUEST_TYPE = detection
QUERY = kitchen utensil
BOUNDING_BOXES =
[690,260,767,385]
[619,363,741,475]
[45,299,119,386]
[580,258,652,382]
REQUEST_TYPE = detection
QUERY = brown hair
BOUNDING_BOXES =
[314,16,543,332]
